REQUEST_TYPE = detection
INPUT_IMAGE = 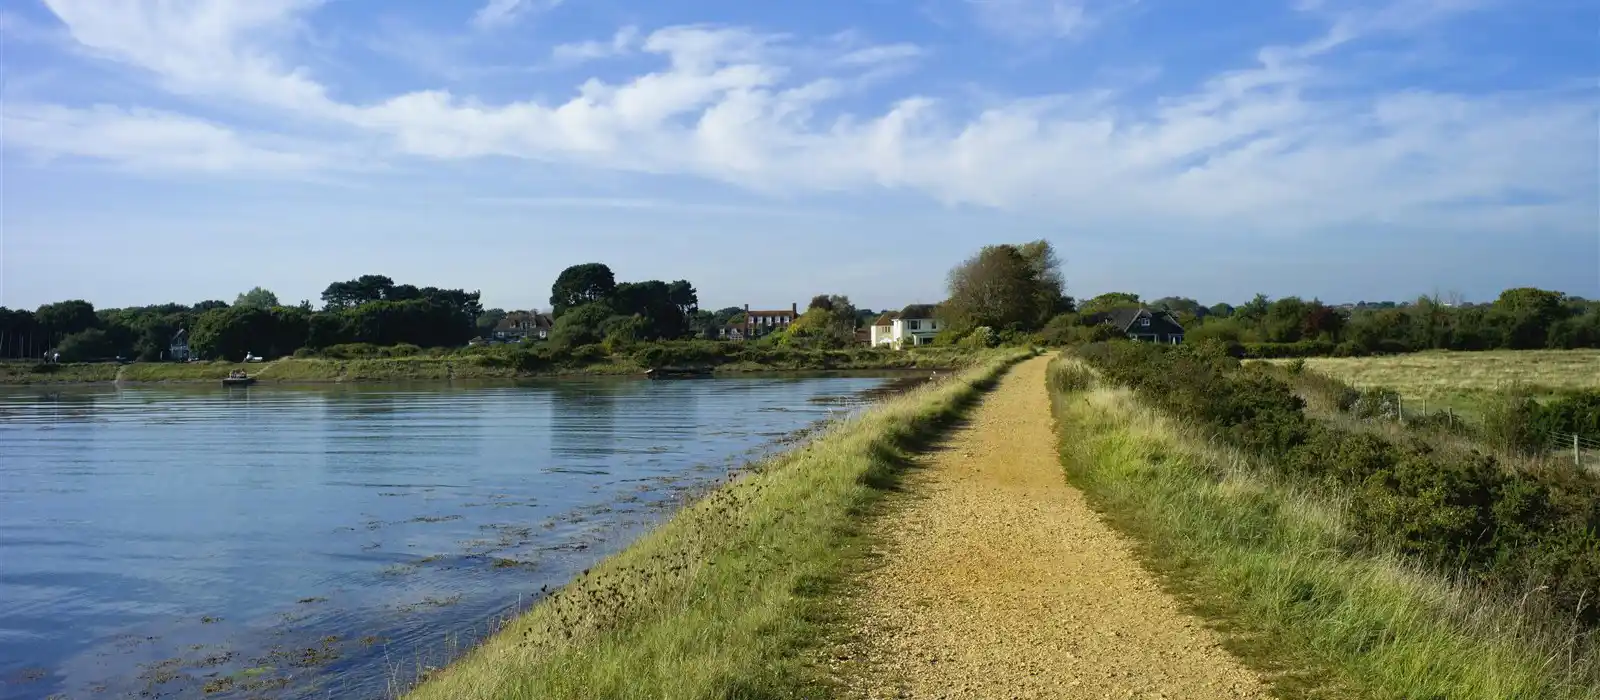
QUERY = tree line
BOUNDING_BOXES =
[0,275,484,362]
[4,244,1596,362]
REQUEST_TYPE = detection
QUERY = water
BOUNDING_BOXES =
[0,375,901,699]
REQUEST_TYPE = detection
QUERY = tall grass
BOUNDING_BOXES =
[402,350,1030,700]
[1047,356,1599,700]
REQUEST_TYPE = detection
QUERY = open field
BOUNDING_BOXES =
[1281,350,1600,415]
[1048,356,1600,700]
[401,351,1030,699]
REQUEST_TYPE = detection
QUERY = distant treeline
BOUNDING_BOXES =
[0,275,486,362]
[1031,288,1600,356]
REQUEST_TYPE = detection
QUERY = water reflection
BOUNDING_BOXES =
[0,375,892,700]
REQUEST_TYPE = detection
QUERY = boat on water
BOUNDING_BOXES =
[222,370,256,387]
[645,366,713,380]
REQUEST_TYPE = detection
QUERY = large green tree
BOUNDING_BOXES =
[234,287,281,309]
[550,264,617,317]
[943,243,1052,331]
[1078,293,1143,315]
[35,300,99,336]
[321,275,397,310]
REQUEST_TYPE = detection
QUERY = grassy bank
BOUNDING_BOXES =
[0,346,988,385]
[401,350,1029,700]
[1047,356,1598,699]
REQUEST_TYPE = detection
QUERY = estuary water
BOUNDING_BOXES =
[0,374,901,699]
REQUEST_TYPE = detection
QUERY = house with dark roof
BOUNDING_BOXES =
[494,311,554,341]
[1086,307,1186,343]
[169,328,191,361]
[871,304,941,348]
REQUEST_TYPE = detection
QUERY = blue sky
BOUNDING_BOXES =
[2,0,1596,313]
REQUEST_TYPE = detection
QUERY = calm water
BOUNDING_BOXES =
[0,375,899,699]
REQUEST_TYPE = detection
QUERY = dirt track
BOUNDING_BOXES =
[836,356,1272,699]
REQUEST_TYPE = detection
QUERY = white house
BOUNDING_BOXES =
[871,304,941,349]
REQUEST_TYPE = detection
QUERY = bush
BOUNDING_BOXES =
[1074,339,1600,628]
[957,326,998,349]
[320,343,382,359]
[1240,340,1337,359]
[292,347,318,359]
[380,343,422,358]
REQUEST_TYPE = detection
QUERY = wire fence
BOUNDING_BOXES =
[1541,430,1600,473]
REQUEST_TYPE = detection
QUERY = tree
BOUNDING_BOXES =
[35,300,99,336]
[667,280,699,316]
[1208,302,1235,318]
[1078,293,1142,315]
[234,287,281,309]
[943,244,1042,332]
[1235,294,1272,324]
[788,294,859,348]
[193,300,230,312]
[1016,240,1072,321]
[549,302,615,348]
[55,329,115,362]
[550,264,617,318]
[1490,287,1566,349]
[321,274,396,310]
[613,280,688,339]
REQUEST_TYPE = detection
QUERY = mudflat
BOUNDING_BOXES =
[836,356,1271,699]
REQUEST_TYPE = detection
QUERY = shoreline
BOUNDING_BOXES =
[399,350,1030,699]
[0,350,986,387]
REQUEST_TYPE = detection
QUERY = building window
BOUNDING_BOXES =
[1140,318,1151,327]
[909,319,921,330]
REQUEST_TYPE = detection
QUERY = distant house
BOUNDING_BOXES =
[723,303,798,340]
[169,329,191,362]
[869,312,899,347]
[494,312,553,341]
[1086,307,1186,343]
[872,304,941,349]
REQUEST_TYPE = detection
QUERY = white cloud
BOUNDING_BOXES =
[2,104,325,173]
[551,26,640,65]
[966,0,1100,41]
[471,0,564,31]
[6,0,1595,238]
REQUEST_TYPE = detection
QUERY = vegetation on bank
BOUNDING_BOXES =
[0,344,990,384]
[401,350,1029,700]
[1051,343,1599,698]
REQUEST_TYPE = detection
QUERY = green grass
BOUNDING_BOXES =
[1048,356,1598,700]
[401,350,1031,700]
[0,346,993,385]
[1282,350,1600,418]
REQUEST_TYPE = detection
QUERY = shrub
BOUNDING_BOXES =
[1075,340,1600,628]
[320,343,382,359]
[380,343,422,358]
[292,347,318,359]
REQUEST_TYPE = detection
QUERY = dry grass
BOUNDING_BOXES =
[400,351,1030,700]
[1048,356,1600,700]
[1285,350,1600,416]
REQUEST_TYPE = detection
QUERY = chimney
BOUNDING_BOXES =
[792,302,798,315]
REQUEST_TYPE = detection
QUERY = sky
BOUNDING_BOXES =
[1,0,1596,313]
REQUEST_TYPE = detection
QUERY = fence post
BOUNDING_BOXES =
[1397,396,1404,424]
[1577,434,1583,468]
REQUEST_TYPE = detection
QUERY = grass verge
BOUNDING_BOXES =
[1047,355,1599,700]
[0,347,994,384]
[402,350,1030,700]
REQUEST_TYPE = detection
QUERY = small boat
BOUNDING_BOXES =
[222,370,256,387]
[645,366,713,380]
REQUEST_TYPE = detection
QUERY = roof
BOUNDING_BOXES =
[873,311,900,326]
[496,311,553,331]
[171,328,188,342]
[747,309,797,317]
[900,304,937,319]
[1086,307,1184,332]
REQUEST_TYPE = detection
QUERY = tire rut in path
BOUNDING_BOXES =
[834,356,1271,699]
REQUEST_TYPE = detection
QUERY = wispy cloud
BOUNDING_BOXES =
[2,104,328,173]
[471,0,564,31]
[965,0,1101,42]
[550,26,640,66]
[5,0,1594,240]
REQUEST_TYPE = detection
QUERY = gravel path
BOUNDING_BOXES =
[834,356,1272,699]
